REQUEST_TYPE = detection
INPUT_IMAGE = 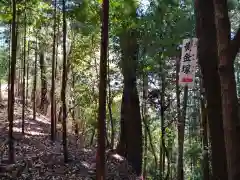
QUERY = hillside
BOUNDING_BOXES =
[0,88,138,180]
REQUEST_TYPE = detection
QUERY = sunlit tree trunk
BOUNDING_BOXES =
[21,5,27,134]
[26,41,29,103]
[39,51,47,114]
[142,71,148,179]
[55,16,60,127]
[33,37,37,121]
[8,0,17,163]
[8,22,11,114]
[107,55,114,149]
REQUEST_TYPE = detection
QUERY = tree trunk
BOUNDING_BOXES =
[177,85,188,180]
[200,84,210,180]
[160,75,166,179]
[33,38,37,122]
[21,7,27,134]
[72,72,78,135]
[117,28,143,176]
[58,106,62,123]
[143,113,158,169]
[17,68,21,97]
[50,0,57,142]
[142,72,148,179]
[176,58,181,180]
[39,51,47,114]
[96,0,109,179]
[108,97,114,149]
[213,0,240,179]
[26,41,29,103]
[8,0,17,163]
[8,22,11,117]
[195,0,229,179]
[116,95,127,156]
[55,17,59,126]
[90,128,95,146]
[176,55,188,180]
[61,0,68,163]
[107,56,114,149]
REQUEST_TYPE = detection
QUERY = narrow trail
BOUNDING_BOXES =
[0,87,138,180]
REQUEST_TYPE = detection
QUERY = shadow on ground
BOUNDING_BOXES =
[0,91,138,180]
[0,102,97,180]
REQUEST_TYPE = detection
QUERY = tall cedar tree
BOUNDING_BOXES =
[177,85,188,180]
[61,0,68,163]
[39,51,47,114]
[8,0,17,163]
[142,72,148,178]
[50,0,57,141]
[200,81,210,180]
[195,0,228,179]
[176,56,189,180]
[21,4,27,134]
[8,23,11,117]
[26,41,29,105]
[33,37,37,121]
[213,0,240,179]
[96,0,109,179]
[118,30,143,175]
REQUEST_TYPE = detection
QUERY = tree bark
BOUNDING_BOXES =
[96,0,109,179]
[21,6,27,134]
[213,0,240,179]
[142,72,148,179]
[177,85,188,180]
[61,0,68,163]
[39,51,47,114]
[160,75,166,179]
[117,29,143,176]
[200,80,210,180]
[195,0,228,179]
[176,58,182,180]
[50,0,57,142]
[33,38,37,122]
[107,56,114,149]
[117,94,127,156]
[26,41,29,103]
[8,0,17,163]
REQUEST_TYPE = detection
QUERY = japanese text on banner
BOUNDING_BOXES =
[179,38,198,88]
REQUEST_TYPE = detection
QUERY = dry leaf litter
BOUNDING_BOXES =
[0,99,139,180]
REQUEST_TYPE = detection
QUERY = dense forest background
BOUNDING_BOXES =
[0,0,240,180]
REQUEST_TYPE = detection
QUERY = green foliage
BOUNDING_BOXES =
[0,0,215,179]
[0,48,8,79]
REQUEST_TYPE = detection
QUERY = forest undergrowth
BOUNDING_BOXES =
[0,87,138,180]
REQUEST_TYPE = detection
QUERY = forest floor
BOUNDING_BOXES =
[0,87,138,180]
